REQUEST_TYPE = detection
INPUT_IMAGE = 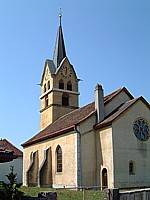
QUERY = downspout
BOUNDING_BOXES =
[75,125,82,188]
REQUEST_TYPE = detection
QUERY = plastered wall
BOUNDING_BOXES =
[23,131,77,188]
[112,100,150,188]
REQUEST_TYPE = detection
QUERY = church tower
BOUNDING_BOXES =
[39,11,79,130]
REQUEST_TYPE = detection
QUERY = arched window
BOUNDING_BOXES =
[62,94,69,106]
[48,81,50,90]
[45,95,48,107]
[44,84,46,93]
[59,80,64,89]
[67,81,72,91]
[129,161,135,175]
[56,145,62,172]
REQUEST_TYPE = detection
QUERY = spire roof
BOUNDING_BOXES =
[53,9,66,68]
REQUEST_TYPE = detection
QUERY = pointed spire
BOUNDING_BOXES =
[53,8,66,68]
[59,8,62,27]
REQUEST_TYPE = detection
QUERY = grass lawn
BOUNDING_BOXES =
[20,186,104,200]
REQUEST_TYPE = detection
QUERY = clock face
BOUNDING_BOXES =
[60,66,72,79]
[133,118,149,141]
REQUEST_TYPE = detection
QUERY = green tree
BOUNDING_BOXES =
[3,166,24,200]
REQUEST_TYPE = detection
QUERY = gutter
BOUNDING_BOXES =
[22,126,74,147]
[74,125,82,188]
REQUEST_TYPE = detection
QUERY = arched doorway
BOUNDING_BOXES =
[102,168,108,188]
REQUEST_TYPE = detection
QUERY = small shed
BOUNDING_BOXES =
[0,139,23,184]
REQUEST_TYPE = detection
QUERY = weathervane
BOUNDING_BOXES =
[59,8,62,26]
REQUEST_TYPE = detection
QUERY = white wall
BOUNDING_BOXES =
[0,157,23,184]
[112,100,150,188]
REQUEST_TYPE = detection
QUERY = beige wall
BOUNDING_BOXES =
[40,58,79,130]
[0,157,23,184]
[112,100,150,188]
[80,115,97,187]
[41,63,54,94]
[54,58,78,92]
[98,126,114,188]
[23,131,77,188]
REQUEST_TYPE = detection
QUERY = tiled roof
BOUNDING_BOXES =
[21,87,134,147]
[104,87,134,103]
[22,102,96,147]
[95,96,150,129]
[0,139,23,157]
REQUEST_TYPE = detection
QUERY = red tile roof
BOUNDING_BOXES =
[22,102,96,147]
[104,87,134,103]
[0,139,23,157]
[95,98,138,129]
[21,87,135,147]
[95,96,150,129]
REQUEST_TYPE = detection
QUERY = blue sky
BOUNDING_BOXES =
[0,0,149,150]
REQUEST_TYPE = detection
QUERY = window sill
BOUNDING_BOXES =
[56,172,63,175]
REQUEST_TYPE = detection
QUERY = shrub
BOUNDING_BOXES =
[2,166,24,200]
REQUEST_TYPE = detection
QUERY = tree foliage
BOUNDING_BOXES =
[1,166,24,200]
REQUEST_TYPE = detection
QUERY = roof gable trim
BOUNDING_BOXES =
[94,97,146,130]
[22,126,74,147]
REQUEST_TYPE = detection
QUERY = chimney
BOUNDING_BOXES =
[95,84,104,123]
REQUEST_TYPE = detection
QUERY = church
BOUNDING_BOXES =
[22,13,150,189]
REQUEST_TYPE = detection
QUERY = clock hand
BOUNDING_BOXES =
[65,67,68,75]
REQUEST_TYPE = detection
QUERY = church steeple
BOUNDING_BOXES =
[53,9,66,68]
[40,9,79,130]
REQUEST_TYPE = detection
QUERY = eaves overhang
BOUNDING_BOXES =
[94,97,146,130]
[21,126,75,148]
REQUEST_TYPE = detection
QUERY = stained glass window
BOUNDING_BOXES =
[133,118,149,141]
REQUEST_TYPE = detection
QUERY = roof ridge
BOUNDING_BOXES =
[95,97,140,129]
[1,138,23,155]
[125,97,138,103]
[56,87,130,121]
[104,87,134,104]
[22,87,140,147]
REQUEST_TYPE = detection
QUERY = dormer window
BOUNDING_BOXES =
[59,80,64,89]
[44,84,46,93]
[67,81,72,91]
[62,94,69,106]
[48,81,50,90]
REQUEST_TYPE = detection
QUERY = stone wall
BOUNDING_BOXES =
[120,189,150,200]
[22,191,57,200]
[104,188,150,200]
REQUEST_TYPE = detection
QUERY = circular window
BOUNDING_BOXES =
[133,118,149,141]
